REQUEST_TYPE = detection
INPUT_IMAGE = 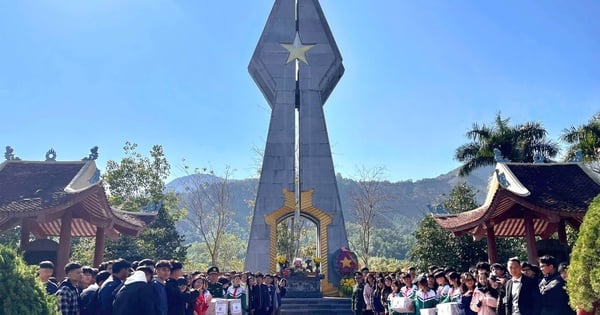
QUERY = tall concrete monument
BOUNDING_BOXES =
[245,0,349,294]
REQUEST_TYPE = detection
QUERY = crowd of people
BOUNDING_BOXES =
[39,258,287,315]
[351,255,573,315]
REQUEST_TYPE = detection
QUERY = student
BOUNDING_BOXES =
[39,261,58,295]
[460,272,477,315]
[440,272,461,303]
[56,262,83,315]
[470,272,497,315]
[226,274,247,315]
[414,275,437,314]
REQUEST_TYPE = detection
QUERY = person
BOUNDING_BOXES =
[56,261,83,315]
[414,275,437,314]
[557,262,569,281]
[470,271,497,315]
[363,273,375,315]
[207,266,224,298]
[226,273,247,315]
[39,260,59,295]
[434,270,450,301]
[112,269,158,315]
[538,255,573,315]
[80,266,95,290]
[80,270,110,315]
[98,258,131,315]
[264,274,276,315]
[250,273,270,315]
[191,276,211,315]
[361,267,370,278]
[372,277,386,315]
[398,273,416,315]
[460,272,477,315]
[381,276,393,315]
[152,260,171,315]
[272,274,285,315]
[166,260,187,315]
[440,271,461,303]
[352,271,366,315]
[497,257,541,315]
[386,280,403,315]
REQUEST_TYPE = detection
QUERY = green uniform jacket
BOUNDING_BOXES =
[208,282,224,298]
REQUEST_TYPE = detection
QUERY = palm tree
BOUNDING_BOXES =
[561,112,600,173]
[455,113,559,176]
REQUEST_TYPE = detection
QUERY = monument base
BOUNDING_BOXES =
[284,274,323,298]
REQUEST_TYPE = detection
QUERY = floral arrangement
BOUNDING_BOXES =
[339,277,356,297]
[277,256,287,265]
[313,257,322,265]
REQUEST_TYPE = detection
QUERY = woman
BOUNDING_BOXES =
[460,272,477,315]
[363,273,375,315]
[387,280,403,315]
[399,273,416,315]
[191,276,211,315]
[470,272,497,315]
[440,271,462,303]
[381,276,393,315]
[372,277,386,315]
[226,274,247,315]
[414,276,437,314]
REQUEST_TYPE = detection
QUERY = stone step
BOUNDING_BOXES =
[280,297,353,315]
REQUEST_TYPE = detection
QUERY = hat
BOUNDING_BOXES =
[207,266,220,274]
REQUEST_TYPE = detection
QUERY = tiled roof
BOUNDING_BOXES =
[434,163,600,238]
[0,160,156,237]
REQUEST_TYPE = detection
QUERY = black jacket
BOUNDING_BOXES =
[539,272,573,315]
[166,278,187,315]
[497,276,541,315]
[250,283,271,311]
[113,272,159,315]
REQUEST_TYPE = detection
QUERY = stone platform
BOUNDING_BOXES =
[280,297,353,315]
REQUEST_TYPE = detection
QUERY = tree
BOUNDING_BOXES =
[103,142,187,262]
[350,166,392,268]
[180,165,234,267]
[455,113,559,176]
[561,112,600,173]
[0,244,57,314]
[567,194,600,313]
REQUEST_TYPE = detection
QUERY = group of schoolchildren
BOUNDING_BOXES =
[351,255,574,315]
[40,258,287,315]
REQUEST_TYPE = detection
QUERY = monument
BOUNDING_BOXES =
[245,0,350,295]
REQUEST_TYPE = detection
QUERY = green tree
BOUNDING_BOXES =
[561,112,600,172]
[455,113,559,176]
[0,226,20,250]
[567,194,600,313]
[0,244,57,314]
[103,142,187,262]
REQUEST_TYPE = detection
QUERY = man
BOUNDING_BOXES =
[360,267,369,278]
[113,267,159,315]
[166,260,187,315]
[207,266,224,298]
[80,266,95,290]
[351,271,366,315]
[98,258,131,315]
[264,274,276,315]
[56,261,83,315]
[80,270,110,315]
[538,255,573,315]
[152,260,171,315]
[250,273,271,315]
[39,260,59,295]
[497,257,541,315]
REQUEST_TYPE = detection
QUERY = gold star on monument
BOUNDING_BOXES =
[341,257,353,268]
[280,32,316,64]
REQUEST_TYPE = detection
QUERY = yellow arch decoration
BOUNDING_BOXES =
[264,189,336,295]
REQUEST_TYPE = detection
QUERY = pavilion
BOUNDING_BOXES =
[0,147,156,278]
[434,159,600,264]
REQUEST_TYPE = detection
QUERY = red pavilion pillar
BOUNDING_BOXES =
[557,219,568,245]
[486,222,498,263]
[56,210,73,279]
[93,227,105,268]
[523,213,538,264]
[19,220,30,253]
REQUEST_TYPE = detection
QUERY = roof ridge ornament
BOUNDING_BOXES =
[4,146,21,161]
[45,148,57,161]
[82,146,99,161]
[493,148,510,163]
[495,169,511,188]
[569,149,583,163]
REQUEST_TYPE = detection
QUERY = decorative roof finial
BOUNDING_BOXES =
[45,148,57,161]
[4,146,20,161]
[533,151,545,163]
[493,148,510,163]
[495,169,511,188]
[82,146,99,161]
[569,149,583,163]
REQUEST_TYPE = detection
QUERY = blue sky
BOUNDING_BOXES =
[1,0,599,182]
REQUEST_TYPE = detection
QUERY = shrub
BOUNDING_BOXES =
[0,244,58,314]
[567,194,600,312]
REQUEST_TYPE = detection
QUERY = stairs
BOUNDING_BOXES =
[280,297,353,315]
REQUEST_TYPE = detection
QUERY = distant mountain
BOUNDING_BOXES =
[166,165,495,234]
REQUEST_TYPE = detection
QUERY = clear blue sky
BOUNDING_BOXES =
[1,0,599,182]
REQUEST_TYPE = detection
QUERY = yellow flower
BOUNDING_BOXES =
[277,256,286,264]
[314,257,322,264]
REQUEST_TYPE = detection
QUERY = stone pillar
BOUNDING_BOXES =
[56,211,73,279]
